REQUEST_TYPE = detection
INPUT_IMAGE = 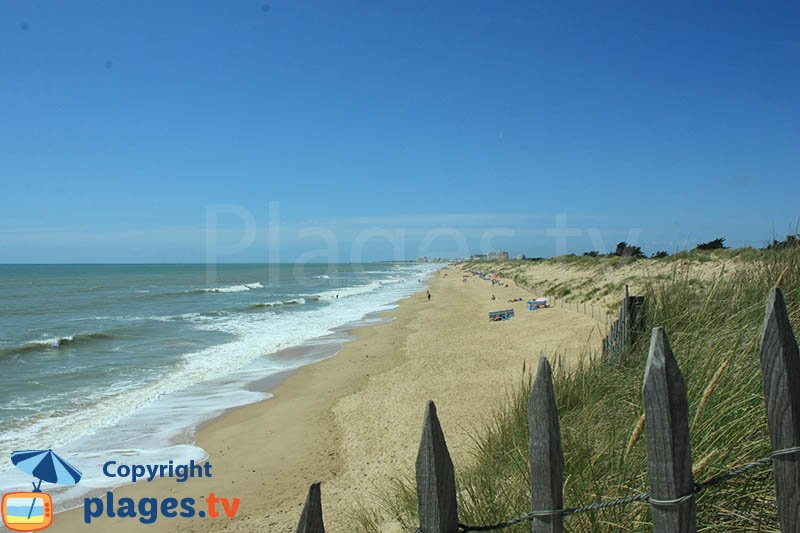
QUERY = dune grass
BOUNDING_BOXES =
[351,246,799,532]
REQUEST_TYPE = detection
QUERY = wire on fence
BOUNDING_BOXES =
[409,446,800,533]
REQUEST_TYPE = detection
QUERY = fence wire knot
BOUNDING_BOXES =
[443,445,800,532]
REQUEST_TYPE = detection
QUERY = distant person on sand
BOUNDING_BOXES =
[427,290,431,301]
[491,294,496,300]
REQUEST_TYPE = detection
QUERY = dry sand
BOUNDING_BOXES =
[52,265,602,532]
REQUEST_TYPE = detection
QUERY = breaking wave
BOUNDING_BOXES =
[0,332,115,359]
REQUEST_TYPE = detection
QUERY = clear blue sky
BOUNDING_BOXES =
[1,1,798,262]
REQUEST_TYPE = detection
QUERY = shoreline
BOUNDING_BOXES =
[22,289,416,516]
[50,274,434,532]
[51,266,601,532]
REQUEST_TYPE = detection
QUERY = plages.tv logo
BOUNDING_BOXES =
[2,448,82,532]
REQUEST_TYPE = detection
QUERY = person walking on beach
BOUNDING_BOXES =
[427,290,431,301]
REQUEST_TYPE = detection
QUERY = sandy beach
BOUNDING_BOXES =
[52,265,602,532]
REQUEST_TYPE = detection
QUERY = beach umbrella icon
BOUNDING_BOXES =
[10,449,82,520]
[11,449,82,491]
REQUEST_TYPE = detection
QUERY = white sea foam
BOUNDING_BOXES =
[318,280,383,300]
[249,297,309,309]
[107,313,216,323]
[201,282,264,293]
[35,335,74,347]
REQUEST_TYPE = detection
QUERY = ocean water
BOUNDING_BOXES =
[0,262,439,507]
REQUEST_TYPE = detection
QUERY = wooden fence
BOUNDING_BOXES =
[601,285,646,363]
[546,294,612,325]
[295,287,799,532]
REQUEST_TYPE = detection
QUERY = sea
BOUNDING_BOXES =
[0,262,440,508]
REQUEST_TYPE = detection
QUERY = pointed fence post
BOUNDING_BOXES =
[643,328,697,532]
[296,482,325,533]
[759,287,800,529]
[416,401,459,533]
[528,358,564,533]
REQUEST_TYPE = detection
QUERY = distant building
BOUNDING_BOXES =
[487,251,509,260]
[469,251,508,261]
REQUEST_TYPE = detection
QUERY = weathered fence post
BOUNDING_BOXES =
[416,401,459,533]
[759,287,800,530]
[620,300,628,349]
[629,296,646,332]
[643,327,697,532]
[610,320,620,362]
[528,358,564,533]
[296,482,325,533]
[603,288,646,364]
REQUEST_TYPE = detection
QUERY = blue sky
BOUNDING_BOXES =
[1,1,798,262]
